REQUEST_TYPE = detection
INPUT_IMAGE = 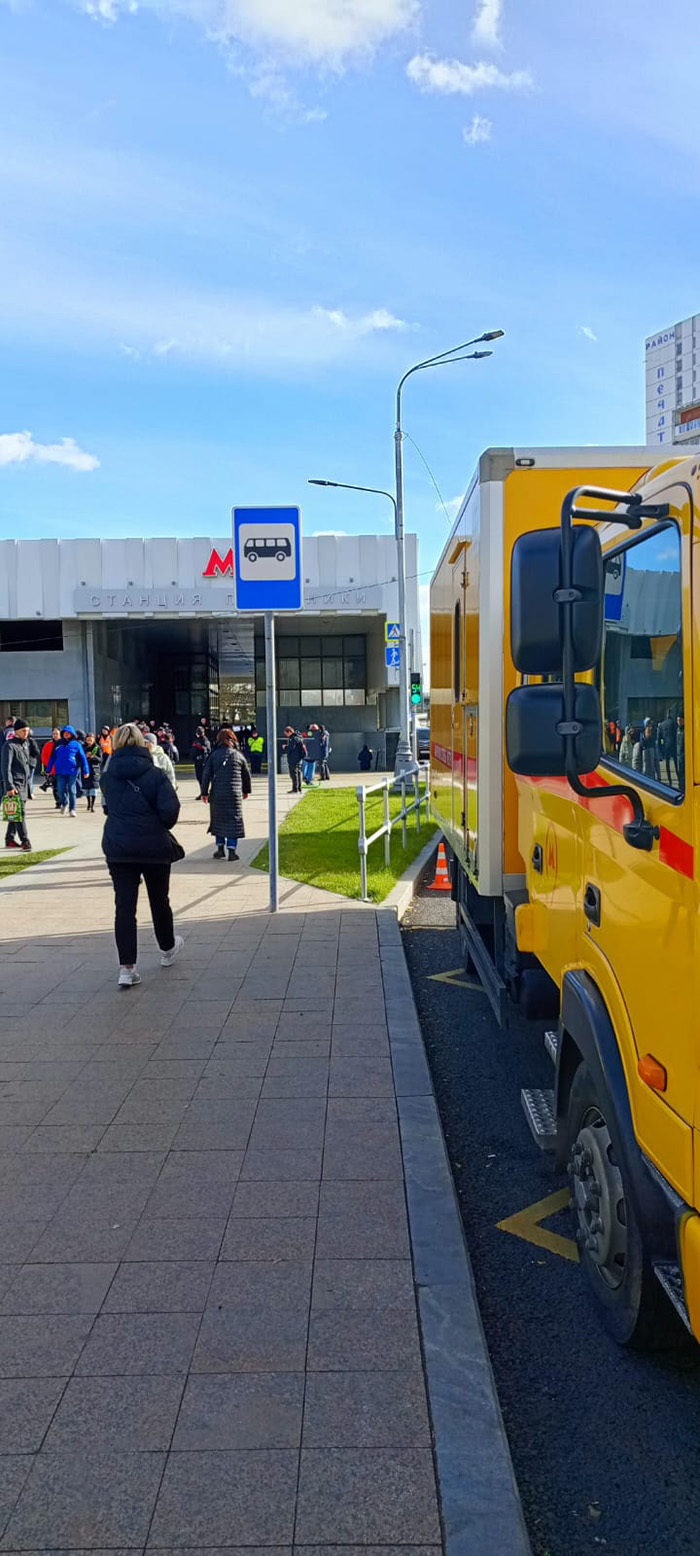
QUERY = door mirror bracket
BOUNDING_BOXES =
[559,486,665,853]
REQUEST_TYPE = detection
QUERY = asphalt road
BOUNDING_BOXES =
[402,885,700,1556]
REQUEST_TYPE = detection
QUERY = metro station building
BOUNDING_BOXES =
[0,532,422,770]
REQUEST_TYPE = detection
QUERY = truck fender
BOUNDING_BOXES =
[555,969,677,1263]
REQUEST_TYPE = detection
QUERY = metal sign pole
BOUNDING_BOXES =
[264,611,278,913]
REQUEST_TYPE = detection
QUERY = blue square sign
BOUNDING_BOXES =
[233,506,303,611]
[385,644,401,669]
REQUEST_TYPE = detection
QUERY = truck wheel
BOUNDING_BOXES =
[566,1062,683,1350]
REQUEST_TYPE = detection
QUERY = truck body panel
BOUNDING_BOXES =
[430,444,700,1342]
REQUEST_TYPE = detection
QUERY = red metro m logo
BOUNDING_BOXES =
[203,548,234,578]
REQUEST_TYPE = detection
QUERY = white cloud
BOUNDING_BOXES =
[76,0,419,69]
[314,306,409,335]
[0,432,100,472]
[246,64,327,124]
[441,494,465,521]
[472,0,502,49]
[0,250,415,373]
[463,114,492,145]
[407,54,533,95]
[82,0,137,18]
[578,325,598,342]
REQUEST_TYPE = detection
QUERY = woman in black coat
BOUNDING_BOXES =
[201,729,251,861]
[101,723,184,989]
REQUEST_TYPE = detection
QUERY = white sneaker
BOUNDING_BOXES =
[161,935,184,969]
[118,967,141,988]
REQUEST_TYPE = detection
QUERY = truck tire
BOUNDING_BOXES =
[566,1062,686,1350]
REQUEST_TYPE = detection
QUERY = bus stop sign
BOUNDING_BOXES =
[232,507,303,611]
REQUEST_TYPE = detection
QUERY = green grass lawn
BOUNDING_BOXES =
[0,849,69,882]
[251,785,437,902]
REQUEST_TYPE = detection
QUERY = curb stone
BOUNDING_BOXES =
[383,834,440,920]
[377,908,532,1556]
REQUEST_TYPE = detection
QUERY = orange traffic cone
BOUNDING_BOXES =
[429,841,452,892]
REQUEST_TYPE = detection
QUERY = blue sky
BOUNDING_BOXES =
[1,0,700,630]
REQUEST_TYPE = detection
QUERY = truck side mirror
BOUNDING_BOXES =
[506,682,602,777]
[511,526,604,674]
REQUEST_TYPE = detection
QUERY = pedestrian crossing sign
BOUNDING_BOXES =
[385,622,400,642]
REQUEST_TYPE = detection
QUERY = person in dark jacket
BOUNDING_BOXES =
[101,723,184,988]
[201,729,251,861]
[190,728,211,796]
[632,719,659,782]
[47,725,90,817]
[677,714,685,790]
[317,724,331,781]
[358,743,373,772]
[283,726,306,793]
[1,719,32,851]
[83,734,102,812]
[656,708,678,787]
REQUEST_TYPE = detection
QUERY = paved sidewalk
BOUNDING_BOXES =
[0,783,528,1554]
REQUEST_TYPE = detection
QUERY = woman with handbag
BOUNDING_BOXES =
[100,723,184,989]
[200,728,251,861]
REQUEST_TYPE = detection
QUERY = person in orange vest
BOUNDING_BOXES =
[99,726,113,759]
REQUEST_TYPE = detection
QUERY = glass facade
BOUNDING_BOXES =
[0,699,69,729]
[257,634,368,708]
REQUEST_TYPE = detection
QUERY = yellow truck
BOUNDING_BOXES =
[430,445,700,1347]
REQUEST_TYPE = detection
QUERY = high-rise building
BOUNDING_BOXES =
[645,315,700,447]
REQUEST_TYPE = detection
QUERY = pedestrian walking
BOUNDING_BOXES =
[190,727,211,794]
[158,728,179,765]
[101,723,184,989]
[248,727,264,776]
[358,743,374,772]
[201,729,251,861]
[47,726,90,817]
[144,731,178,789]
[283,726,306,793]
[1,719,32,851]
[83,734,102,812]
[317,723,331,781]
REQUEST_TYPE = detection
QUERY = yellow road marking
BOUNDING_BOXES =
[428,966,486,991]
[497,1187,579,1263]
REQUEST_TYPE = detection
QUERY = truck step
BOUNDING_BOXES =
[520,1087,557,1151]
[544,1029,559,1065]
[654,1262,692,1334]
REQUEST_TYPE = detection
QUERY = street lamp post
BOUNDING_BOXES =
[309,327,504,776]
[391,329,504,774]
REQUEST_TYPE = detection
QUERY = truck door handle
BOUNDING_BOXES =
[584,883,601,927]
[532,844,543,874]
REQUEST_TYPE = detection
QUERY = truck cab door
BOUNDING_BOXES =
[577,486,697,1198]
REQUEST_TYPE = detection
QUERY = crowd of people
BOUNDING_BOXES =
[605,709,685,788]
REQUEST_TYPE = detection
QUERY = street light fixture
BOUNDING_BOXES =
[391,329,504,774]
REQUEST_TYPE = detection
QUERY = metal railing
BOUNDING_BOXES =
[356,764,431,901]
